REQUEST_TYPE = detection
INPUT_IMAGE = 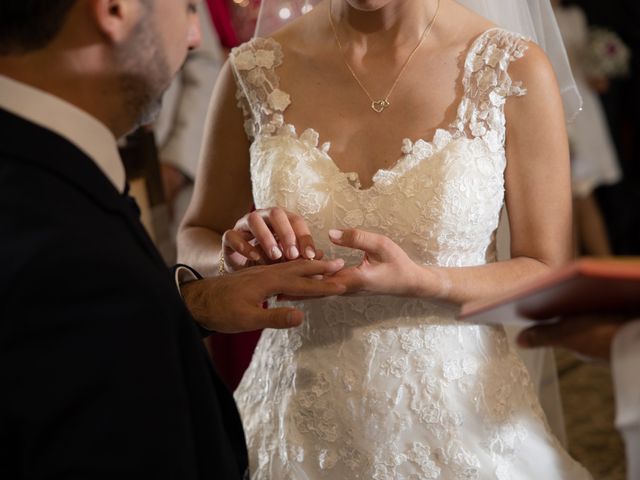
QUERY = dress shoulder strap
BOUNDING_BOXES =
[454,28,529,151]
[229,37,290,140]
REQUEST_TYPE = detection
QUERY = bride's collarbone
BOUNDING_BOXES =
[276,51,462,131]
[280,85,457,153]
[270,37,468,178]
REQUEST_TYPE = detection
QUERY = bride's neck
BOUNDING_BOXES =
[330,0,439,49]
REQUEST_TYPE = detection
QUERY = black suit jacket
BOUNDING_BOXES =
[0,108,247,479]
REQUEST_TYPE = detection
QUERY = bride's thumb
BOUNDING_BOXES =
[329,228,385,255]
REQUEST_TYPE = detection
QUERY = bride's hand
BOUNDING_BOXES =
[326,228,423,296]
[221,207,319,272]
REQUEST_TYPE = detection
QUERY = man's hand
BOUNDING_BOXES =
[517,315,632,360]
[181,259,346,333]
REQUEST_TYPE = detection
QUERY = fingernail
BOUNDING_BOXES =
[249,251,261,261]
[287,311,302,326]
[288,245,299,258]
[271,246,283,260]
[305,247,316,259]
[329,229,343,241]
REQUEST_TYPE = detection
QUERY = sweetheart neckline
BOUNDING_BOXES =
[258,125,463,193]
[258,27,505,192]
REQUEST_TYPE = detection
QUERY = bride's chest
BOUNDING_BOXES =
[276,54,463,184]
[250,130,507,262]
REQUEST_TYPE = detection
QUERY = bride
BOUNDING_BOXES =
[178,0,591,477]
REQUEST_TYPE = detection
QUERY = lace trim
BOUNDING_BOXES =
[454,28,529,151]
[230,37,288,139]
[232,28,529,185]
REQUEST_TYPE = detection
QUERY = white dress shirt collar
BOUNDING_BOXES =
[0,74,126,193]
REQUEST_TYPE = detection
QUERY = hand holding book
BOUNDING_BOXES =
[458,258,640,327]
[458,258,640,360]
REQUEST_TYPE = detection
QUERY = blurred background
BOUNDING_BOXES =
[119,1,639,478]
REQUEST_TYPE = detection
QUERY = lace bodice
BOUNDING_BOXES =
[230,29,591,480]
[231,28,527,268]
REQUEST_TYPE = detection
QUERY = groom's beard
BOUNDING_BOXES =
[116,16,173,133]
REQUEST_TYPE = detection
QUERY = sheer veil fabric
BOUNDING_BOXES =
[455,0,582,121]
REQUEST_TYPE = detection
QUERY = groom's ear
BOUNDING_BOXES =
[89,0,146,45]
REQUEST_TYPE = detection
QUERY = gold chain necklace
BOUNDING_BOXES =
[328,0,440,113]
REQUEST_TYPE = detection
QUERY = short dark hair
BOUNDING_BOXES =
[0,1,76,55]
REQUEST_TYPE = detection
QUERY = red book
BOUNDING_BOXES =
[458,258,640,326]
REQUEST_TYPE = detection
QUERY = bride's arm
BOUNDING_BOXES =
[178,61,320,276]
[329,43,574,304]
[177,60,255,276]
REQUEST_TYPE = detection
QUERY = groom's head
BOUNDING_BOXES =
[0,0,77,55]
[0,0,202,136]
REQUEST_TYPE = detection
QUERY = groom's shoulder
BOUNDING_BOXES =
[0,154,133,286]
[0,149,109,234]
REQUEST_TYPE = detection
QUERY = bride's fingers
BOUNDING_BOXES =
[222,230,262,262]
[288,215,316,259]
[266,207,300,259]
[235,208,319,261]
[329,228,393,261]
[246,211,283,260]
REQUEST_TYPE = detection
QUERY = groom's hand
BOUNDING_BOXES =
[181,259,346,333]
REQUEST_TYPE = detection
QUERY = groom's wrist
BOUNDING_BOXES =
[172,265,217,338]
[172,263,203,297]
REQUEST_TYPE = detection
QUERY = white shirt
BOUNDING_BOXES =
[0,75,125,193]
[612,320,640,480]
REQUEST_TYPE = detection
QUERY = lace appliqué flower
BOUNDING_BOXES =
[267,88,291,112]
[458,29,529,153]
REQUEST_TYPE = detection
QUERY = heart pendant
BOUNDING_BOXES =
[371,99,390,113]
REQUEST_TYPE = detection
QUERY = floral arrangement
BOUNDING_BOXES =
[583,27,631,79]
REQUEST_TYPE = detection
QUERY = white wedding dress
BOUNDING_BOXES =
[230,29,592,479]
